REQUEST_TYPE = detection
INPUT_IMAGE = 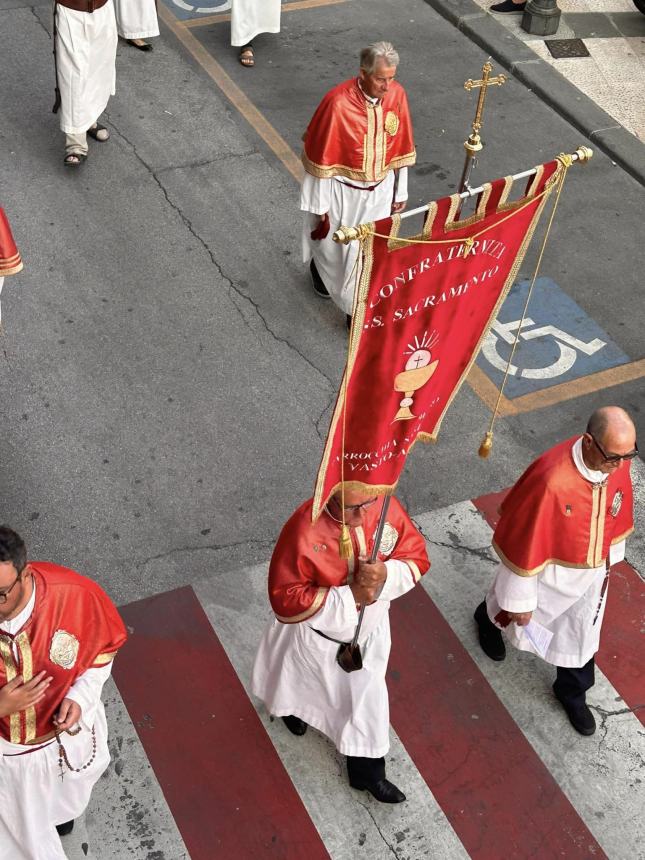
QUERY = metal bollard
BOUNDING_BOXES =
[522,0,561,36]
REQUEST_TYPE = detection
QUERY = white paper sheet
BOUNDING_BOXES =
[522,619,554,659]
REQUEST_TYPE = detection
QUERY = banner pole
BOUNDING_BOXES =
[333,146,593,245]
[349,495,392,650]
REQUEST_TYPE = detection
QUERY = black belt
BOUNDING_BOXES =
[334,178,384,192]
[310,627,349,646]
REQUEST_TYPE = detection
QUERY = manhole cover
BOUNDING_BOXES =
[545,38,590,59]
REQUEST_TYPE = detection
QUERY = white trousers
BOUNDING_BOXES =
[56,0,117,134]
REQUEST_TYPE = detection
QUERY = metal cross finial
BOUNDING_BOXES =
[457,61,507,205]
[464,61,507,148]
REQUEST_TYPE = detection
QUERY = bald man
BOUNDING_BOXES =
[474,407,637,735]
[251,489,429,801]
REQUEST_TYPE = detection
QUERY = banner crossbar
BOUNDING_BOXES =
[333,146,592,245]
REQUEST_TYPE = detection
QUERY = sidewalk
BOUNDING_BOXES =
[425,0,645,184]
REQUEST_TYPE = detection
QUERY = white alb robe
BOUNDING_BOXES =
[251,559,416,758]
[56,0,118,134]
[0,585,113,860]
[486,438,626,668]
[231,0,281,47]
[301,166,408,315]
[113,0,159,40]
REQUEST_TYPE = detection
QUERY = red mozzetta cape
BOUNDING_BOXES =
[0,563,127,744]
[302,78,416,183]
[268,497,429,623]
[493,437,634,577]
[0,208,23,276]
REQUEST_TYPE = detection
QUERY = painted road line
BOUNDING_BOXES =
[414,499,645,859]
[157,2,304,182]
[182,0,349,29]
[113,586,329,860]
[598,560,645,728]
[193,568,470,860]
[472,487,645,727]
[161,0,231,23]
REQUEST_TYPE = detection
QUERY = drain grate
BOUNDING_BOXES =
[545,38,591,59]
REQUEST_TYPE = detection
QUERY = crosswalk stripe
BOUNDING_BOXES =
[389,585,605,858]
[113,586,329,859]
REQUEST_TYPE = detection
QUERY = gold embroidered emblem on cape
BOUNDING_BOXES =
[610,491,623,518]
[376,522,398,556]
[50,630,80,669]
[384,111,399,136]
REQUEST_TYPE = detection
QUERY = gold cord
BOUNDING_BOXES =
[479,154,572,456]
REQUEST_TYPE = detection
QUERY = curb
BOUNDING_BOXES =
[422,0,645,187]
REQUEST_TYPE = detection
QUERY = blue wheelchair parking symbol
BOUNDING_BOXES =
[476,278,630,398]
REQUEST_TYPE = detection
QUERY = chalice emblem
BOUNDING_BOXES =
[393,331,439,422]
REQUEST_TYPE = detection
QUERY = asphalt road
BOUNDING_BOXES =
[0,0,643,606]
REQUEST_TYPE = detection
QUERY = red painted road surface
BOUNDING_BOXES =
[388,587,606,859]
[114,586,330,860]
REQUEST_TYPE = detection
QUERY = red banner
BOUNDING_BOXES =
[313,159,562,519]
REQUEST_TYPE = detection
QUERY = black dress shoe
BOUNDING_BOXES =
[126,38,153,51]
[474,601,506,661]
[56,820,74,836]
[310,260,330,298]
[490,0,526,11]
[350,777,406,803]
[282,715,308,736]
[553,689,596,736]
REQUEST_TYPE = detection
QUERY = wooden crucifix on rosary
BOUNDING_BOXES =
[457,60,507,209]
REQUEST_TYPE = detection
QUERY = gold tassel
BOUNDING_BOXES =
[339,524,352,559]
[479,430,493,458]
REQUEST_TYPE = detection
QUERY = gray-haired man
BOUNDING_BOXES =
[300,42,416,327]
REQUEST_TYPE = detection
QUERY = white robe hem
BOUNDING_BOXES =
[265,706,390,758]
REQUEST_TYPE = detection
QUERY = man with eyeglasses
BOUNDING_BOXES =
[0,526,127,858]
[474,406,637,736]
[252,488,429,802]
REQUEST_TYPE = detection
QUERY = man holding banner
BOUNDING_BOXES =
[251,488,429,803]
[258,148,584,797]
[300,42,415,325]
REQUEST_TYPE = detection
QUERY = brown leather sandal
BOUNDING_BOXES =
[88,123,109,142]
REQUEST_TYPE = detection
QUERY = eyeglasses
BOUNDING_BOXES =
[590,435,639,464]
[0,572,21,604]
[342,497,379,513]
